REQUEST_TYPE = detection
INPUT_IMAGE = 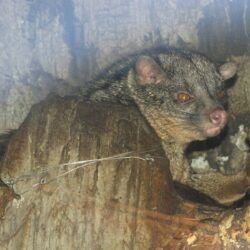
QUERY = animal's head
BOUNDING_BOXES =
[127,50,237,143]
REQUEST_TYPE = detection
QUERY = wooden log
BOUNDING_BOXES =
[0,95,177,249]
[0,94,250,249]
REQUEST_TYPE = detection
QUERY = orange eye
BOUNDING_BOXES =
[177,92,192,103]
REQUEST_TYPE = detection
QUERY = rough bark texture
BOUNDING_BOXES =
[1,95,250,249]
[1,0,250,249]
[0,95,178,249]
[1,0,250,132]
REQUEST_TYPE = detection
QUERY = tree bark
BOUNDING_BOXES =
[1,95,250,249]
[0,95,178,249]
[0,0,249,132]
[0,0,250,249]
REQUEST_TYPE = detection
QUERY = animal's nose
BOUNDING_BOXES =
[209,108,228,128]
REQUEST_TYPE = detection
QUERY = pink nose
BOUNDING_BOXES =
[209,108,228,128]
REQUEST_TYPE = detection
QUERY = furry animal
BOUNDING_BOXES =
[82,48,249,205]
[1,48,248,205]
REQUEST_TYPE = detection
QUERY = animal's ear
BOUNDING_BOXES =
[219,62,237,81]
[135,56,167,85]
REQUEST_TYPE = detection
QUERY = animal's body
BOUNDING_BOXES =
[85,48,232,143]
[82,48,250,205]
[1,47,248,205]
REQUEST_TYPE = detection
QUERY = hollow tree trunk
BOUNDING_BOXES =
[0,1,250,249]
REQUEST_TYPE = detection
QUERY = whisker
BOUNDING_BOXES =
[6,145,165,196]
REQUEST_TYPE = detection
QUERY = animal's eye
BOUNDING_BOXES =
[177,92,193,103]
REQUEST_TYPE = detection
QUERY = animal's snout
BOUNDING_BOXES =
[203,107,228,137]
[209,108,228,129]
